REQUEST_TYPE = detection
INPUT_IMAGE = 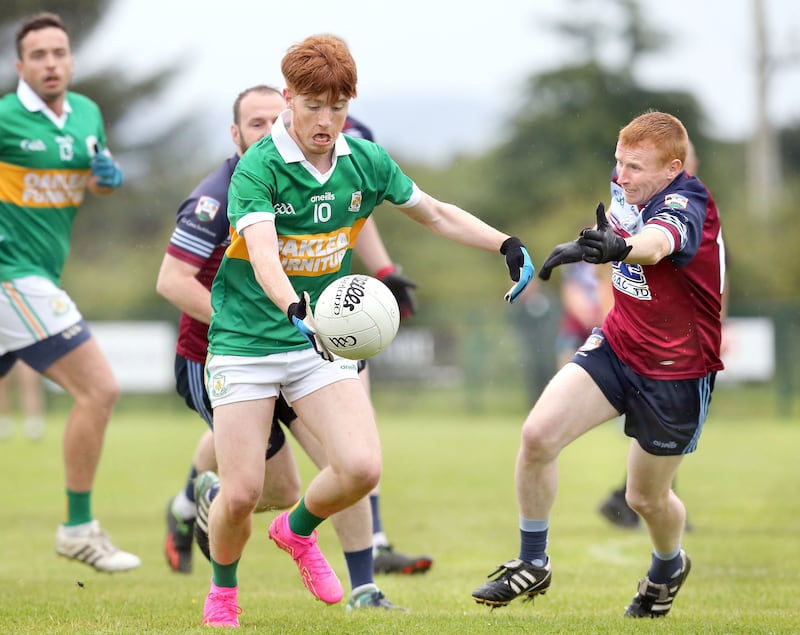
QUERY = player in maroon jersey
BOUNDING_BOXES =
[472,111,724,618]
[597,139,704,530]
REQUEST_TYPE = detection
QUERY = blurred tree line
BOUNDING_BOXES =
[2,0,798,324]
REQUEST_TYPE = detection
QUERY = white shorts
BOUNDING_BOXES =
[0,276,83,355]
[205,348,359,409]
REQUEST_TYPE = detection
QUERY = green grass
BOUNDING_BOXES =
[0,390,798,634]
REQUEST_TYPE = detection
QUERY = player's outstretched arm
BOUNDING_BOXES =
[399,192,534,303]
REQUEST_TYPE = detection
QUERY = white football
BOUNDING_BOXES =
[314,274,400,360]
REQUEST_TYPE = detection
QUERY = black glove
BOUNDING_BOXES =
[578,202,632,264]
[376,266,417,320]
[537,240,584,281]
[287,291,334,362]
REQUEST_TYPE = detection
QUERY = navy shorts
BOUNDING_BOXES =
[571,328,715,456]
[0,319,91,376]
[174,354,293,460]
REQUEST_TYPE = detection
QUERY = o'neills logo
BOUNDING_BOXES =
[332,275,368,315]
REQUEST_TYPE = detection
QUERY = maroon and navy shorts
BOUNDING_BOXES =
[571,328,716,456]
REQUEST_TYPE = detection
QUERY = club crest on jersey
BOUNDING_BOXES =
[194,196,221,222]
[348,191,363,212]
[49,293,73,316]
[209,373,228,398]
[665,193,689,210]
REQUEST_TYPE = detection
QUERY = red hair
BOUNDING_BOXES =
[619,111,688,166]
[281,34,358,101]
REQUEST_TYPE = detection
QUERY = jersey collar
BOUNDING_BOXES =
[17,79,72,129]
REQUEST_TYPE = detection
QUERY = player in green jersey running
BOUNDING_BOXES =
[199,34,534,627]
[0,13,137,573]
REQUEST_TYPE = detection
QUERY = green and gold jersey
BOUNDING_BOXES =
[208,110,419,356]
[0,83,106,283]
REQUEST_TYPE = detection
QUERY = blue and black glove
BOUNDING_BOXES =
[500,236,535,304]
[91,144,123,189]
[287,291,335,362]
[578,202,631,264]
[376,265,417,320]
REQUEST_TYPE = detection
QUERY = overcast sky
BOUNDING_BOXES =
[80,0,799,163]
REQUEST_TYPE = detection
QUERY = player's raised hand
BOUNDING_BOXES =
[579,202,631,264]
[377,265,417,320]
[537,240,584,281]
[500,236,535,304]
[594,200,610,230]
[91,144,123,189]
[287,291,335,362]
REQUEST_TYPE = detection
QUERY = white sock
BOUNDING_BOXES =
[372,531,388,551]
[172,490,196,519]
[351,582,377,598]
[61,521,93,535]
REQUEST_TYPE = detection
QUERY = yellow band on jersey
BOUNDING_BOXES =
[0,161,89,208]
[226,217,367,277]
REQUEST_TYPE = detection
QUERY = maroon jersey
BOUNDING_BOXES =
[602,171,725,380]
[166,155,238,363]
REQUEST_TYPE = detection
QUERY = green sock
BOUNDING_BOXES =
[211,558,239,588]
[65,490,92,527]
[288,498,325,536]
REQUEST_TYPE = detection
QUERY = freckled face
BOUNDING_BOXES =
[614,141,681,206]
[285,91,349,159]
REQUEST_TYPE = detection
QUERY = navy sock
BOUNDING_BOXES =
[369,495,382,534]
[519,519,549,567]
[184,466,199,503]
[648,548,682,583]
[344,547,374,589]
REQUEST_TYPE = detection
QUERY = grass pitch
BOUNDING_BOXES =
[0,388,798,634]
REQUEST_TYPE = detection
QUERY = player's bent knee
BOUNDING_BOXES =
[68,379,119,415]
[519,422,559,464]
[625,489,669,518]
[93,378,121,408]
[221,487,262,521]
[342,459,381,496]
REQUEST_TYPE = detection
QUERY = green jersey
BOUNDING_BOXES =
[208,111,419,356]
[0,81,107,283]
